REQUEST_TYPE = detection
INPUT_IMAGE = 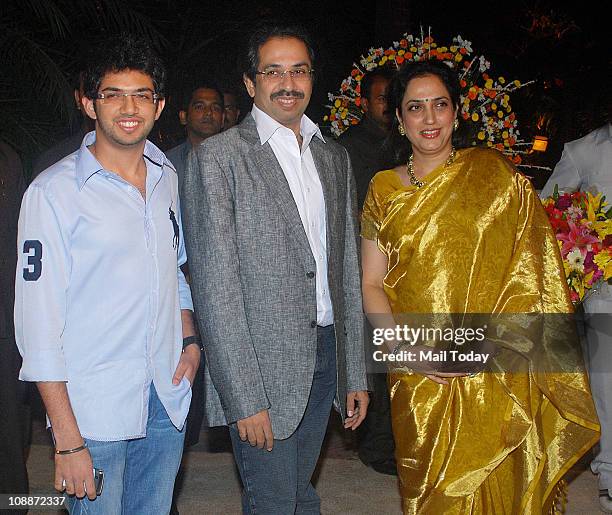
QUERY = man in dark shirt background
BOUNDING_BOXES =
[337,67,396,475]
[338,67,394,210]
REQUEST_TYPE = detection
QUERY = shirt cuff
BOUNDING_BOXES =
[19,349,68,382]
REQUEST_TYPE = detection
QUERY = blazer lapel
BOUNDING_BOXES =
[239,116,312,257]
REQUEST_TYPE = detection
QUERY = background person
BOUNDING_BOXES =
[541,122,612,513]
[166,82,225,186]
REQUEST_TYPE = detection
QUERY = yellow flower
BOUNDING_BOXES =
[502,130,509,139]
[594,219,612,239]
[380,56,388,64]
[471,112,479,122]
[498,77,506,84]
[513,80,521,87]
[398,49,405,55]
[323,115,328,121]
[486,141,493,147]
[477,131,486,140]
[334,99,341,108]
[340,110,347,120]
[410,46,417,52]
[542,198,554,208]
[594,250,612,280]
[498,111,504,118]
[506,106,512,113]
[455,53,463,62]
[438,46,448,52]
[587,191,604,218]
[485,79,493,89]
[491,103,497,110]
[450,45,458,52]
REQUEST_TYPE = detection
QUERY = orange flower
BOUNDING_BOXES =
[351,69,358,77]
[400,39,408,48]
[424,36,433,43]
[396,56,405,64]
[460,47,467,54]
[462,112,470,120]
[405,52,413,59]
[468,89,477,100]
[355,97,361,107]
[459,79,467,87]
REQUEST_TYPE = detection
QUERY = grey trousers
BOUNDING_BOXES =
[582,287,612,492]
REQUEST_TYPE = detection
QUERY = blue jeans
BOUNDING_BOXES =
[66,384,185,515]
[230,325,337,514]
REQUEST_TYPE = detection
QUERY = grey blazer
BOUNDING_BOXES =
[181,114,367,439]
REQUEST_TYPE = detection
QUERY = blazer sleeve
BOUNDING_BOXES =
[341,149,368,391]
[181,144,269,423]
[540,144,582,198]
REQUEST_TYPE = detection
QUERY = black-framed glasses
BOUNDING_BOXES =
[96,90,160,105]
[255,68,314,82]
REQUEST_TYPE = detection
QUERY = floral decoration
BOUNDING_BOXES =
[324,29,534,166]
[542,185,612,304]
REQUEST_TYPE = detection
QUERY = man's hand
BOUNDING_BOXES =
[55,448,96,500]
[236,409,274,451]
[172,345,200,386]
[344,390,369,430]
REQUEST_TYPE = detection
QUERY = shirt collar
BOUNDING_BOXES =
[75,131,172,189]
[250,104,325,148]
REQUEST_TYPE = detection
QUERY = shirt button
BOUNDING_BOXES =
[310,320,317,328]
[306,271,315,279]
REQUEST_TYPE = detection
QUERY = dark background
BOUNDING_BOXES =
[2,0,610,185]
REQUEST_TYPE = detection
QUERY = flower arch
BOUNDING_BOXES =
[324,30,535,166]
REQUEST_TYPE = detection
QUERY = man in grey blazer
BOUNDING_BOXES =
[181,23,369,514]
[541,123,612,513]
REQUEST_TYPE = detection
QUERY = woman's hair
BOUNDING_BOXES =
[383,60,469,166]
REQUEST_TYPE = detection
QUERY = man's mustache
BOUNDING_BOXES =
[270,89,305,101]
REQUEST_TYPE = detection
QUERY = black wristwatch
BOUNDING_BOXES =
[182,336,203,352]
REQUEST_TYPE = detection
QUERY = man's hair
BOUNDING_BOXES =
[82,34,166,100]
[180,82,224,111]
[361,67,395,102]
[244,23,315,81]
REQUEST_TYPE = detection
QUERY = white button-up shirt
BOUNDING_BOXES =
[251,105,333,326]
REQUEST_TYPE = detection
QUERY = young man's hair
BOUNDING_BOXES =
[243,23,315,82]
[82,33,166,100]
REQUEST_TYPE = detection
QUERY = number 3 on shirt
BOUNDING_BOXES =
[23,240,42,281]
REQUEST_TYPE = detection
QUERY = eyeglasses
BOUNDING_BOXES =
[96,90,160,105]
[255,68,314,82]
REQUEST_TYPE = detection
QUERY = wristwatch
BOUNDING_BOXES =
[182,336,203,352]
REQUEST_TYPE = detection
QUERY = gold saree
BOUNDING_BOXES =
[361,147,599,514]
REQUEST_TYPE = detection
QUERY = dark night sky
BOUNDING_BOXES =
[4,0,609,174]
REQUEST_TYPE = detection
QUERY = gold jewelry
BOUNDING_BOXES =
[398,123,406,136]
[453,119,459,131]
[407,147,456,188]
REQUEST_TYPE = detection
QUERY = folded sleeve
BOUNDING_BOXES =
[14,184,70,381]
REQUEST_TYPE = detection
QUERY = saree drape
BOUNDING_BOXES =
[362,147,599,514]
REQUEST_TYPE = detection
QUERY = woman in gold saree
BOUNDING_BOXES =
[361,60,599,514]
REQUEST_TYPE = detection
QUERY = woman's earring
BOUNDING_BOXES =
[398,123,406,136]
[453,119,459,131]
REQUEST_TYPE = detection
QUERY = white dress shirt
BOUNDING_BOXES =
[251,105,333,325]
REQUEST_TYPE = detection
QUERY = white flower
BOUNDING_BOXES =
[567,248,585,273]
